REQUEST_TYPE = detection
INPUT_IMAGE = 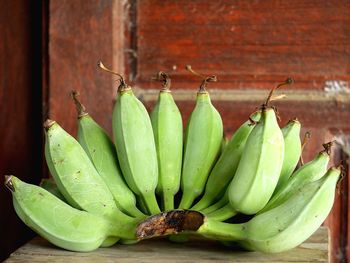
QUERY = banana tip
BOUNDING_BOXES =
[43,119,56,130]
[4,175,15,192]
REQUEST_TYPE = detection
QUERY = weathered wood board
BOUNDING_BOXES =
[5,227,329,262]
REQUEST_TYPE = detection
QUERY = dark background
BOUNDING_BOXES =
[1,1,349,262]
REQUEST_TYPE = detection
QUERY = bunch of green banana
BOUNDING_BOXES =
[150,72,183,211]
[7,64,341,255]
[178,66,223,209]
[136,167,341,253]
[98,62,160,215]
[5,176,138,251]
[192,111,261,211]
[70,91,144,218]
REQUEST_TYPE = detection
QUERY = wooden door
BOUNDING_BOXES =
[0,1,43,261]
[45,1,350,262]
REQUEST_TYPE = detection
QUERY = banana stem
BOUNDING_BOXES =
[178,190,196,209]
[191,193,213,211]
[207,204,237,221]
[300,131,311,165]
[70,90,88,118]
[152,71,171,91]
[322,141,334,155]
[142,192,161,215]
[106,217,139,240]
[124,205,147,219]
[136,210,204,240]
[98,61,129,91]
[135,210,245,242]
[162,191,175,211]
[98,61,125,83]
[185,65,217,93]
[197,218,246,241]
[201,195,228,214]
[263,78,294,107]
[136,195,149,215]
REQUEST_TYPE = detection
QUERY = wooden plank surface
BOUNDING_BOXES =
[135,0,350,90]
[6,227,329,262]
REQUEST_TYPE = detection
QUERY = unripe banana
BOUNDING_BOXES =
[98,62,160,215]
[150,72,183,211]
[259,144,331,214]
[275,118,301,190]
[192,111,261,211]
[44,119,135,226]
[70,91,145,218]
[178,68,223,209]
[241,166,340,253]
[5,176,120,252]
[228,107,284,214]
[40,178,66,202]
[137,167,340,254]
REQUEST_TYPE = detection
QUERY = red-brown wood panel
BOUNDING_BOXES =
[49,0,122,137]
[0,0,43,261]
[135,0,350,90]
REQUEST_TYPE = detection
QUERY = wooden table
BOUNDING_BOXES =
[5,227,329,262]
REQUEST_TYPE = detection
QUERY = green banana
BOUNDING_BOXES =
[150,72,183,211]
[191,111,261,211]
[5,175,124,252]
[227,107,284,214]
[99,62,160,215]
[70,91,145,218]
[137,167,340,253]
[178,67,223,209]
[259,143,331,214]
[44,119,136,228]
[40,178,66,201]
[240,166,340,253]
[275,118,301,190]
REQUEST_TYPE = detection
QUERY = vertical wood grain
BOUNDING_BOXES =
[49,0,121,137]
[135,0,350,91]
[0,0,43,261]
